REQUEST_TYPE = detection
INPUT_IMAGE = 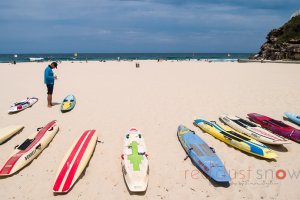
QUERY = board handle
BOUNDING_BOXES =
[36,144,42,150]
[210,147,216,153]
[224,135,232,140]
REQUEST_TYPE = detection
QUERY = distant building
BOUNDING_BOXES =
[291,10,300,19]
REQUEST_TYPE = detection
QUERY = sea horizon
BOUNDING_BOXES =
[0,53,254,63]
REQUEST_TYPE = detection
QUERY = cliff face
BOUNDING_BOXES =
[254,15,300,60]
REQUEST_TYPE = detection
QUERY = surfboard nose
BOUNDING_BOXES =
[194,118,205,124]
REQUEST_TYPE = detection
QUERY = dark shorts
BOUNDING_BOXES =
[46,84,54,95]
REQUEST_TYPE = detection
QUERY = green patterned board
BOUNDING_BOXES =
[127,141,143,171]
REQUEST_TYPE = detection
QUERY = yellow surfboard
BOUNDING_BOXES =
[194,119,277,159]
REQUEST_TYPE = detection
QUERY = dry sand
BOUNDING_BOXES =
[0,60,299,200]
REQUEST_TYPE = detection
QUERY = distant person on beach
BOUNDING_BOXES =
[44,62,58,107]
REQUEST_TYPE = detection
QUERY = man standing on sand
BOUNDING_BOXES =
[44,62,58,107]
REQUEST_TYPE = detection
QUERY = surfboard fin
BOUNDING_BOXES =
[184,155,189,161]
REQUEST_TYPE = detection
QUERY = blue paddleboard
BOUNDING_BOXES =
[177,125,231,183]
[284,112,300,126]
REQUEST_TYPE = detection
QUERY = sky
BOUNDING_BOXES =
[0,0,299,53]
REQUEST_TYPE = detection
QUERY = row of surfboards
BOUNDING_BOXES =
[0,122,148,193]
[7,96,76,113]
[0,112,299,192]
[179,112,300,183]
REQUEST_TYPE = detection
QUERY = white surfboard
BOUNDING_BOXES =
[53,130,97,193]
[8,97,38,113]
[121,128,149,192]
[0,120,58,176]
[0,125,24,144]
[220,115,289,145]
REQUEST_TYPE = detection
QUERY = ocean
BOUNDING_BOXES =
[0,53,253,63]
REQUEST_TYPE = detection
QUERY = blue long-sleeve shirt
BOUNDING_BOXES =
[44,65,54,84]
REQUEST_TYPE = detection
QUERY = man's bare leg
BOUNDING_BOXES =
[47,95,53,107]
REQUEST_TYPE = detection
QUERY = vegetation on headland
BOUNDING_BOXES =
[251,14,300,60]
[276,15,300,43]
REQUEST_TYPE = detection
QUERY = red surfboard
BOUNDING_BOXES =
[0,120,59,176]
[53,130,97,193]
[248,113,300,143]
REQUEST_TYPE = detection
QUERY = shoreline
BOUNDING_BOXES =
[0,53,252,64]
[238,59,300,64]
[2,59,239,64]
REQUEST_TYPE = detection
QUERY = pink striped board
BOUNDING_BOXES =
[0,120,58,176]
[53,130,97,193]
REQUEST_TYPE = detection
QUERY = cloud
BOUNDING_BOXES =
[0,0,298,53]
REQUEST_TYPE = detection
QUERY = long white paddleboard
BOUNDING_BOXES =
[53,130,97,193]
[0,120,58,176]
[121,128,149,192]
[220,115,289,145]
[0,125,24,144]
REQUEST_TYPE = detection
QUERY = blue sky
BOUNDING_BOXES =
[0,0,299,53]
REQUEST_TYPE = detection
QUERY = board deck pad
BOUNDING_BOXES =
[128,141,144,171]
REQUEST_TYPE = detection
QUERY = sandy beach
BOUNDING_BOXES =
[0,60,300,200]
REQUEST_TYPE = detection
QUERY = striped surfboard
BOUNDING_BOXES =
[0,120,58,176]
[194,118,277,159]
[53,130,97,193]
